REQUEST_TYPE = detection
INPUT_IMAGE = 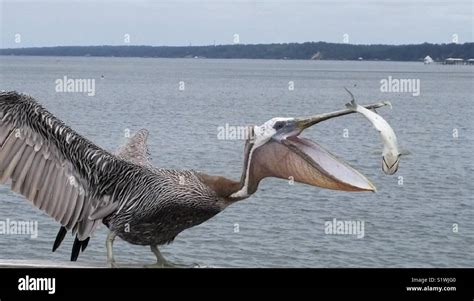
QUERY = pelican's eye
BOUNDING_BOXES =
[273,121,285,130]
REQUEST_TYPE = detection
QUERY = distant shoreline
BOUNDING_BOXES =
[1,55,470,65]
[1,42,472,62]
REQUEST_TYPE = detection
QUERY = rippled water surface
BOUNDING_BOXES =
[0,56,472,267]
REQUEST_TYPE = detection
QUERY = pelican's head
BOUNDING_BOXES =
[248,115,376,192]
[252,117,297,147]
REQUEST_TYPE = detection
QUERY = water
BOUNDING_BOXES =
[0,56,473,267]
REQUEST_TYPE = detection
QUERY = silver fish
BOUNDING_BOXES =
[345,89,401,175]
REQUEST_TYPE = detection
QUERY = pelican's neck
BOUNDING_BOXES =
[198,133,260,202]
[229,142,256,199]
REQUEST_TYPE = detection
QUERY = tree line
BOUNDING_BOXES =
[1,42,472,61]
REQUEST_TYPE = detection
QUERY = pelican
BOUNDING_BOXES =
[0,91,388,267]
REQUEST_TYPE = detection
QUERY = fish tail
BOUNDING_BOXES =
[345,99,357,110]
[344,87,358,110]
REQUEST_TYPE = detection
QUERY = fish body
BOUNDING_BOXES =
[346,99,401,175]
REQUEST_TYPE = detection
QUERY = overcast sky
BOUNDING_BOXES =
[0,0,472,48]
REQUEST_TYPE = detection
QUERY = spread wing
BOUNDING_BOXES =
[0,92,155,255]
[52,128,155,258]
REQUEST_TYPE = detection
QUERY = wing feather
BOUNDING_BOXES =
[116,129,152,168]
[0,92,119,240]
[62,188,78,225]
[0,142,27,183]
[67,193,84,229]
[27,153,47,201]
[0,91,160,248]
[35,159,55,209]
[12,145,35,193]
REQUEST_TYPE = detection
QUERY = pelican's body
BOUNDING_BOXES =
[108,130,227,246]
[104,169,224,246]
[0,91,391,267]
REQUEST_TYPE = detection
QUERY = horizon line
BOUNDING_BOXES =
[2,41,473,50]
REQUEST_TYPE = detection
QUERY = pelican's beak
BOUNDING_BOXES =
[255,115,376,192]
[294,116,320,132]
[294,114,334,133]
[281,135,376,192]
[291,115,375,191]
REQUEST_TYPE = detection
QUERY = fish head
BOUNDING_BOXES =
[382,152,401,175]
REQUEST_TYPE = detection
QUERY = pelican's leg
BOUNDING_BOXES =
[145,245,200,268]
[106,231,119,268]
[145,245,175,268]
